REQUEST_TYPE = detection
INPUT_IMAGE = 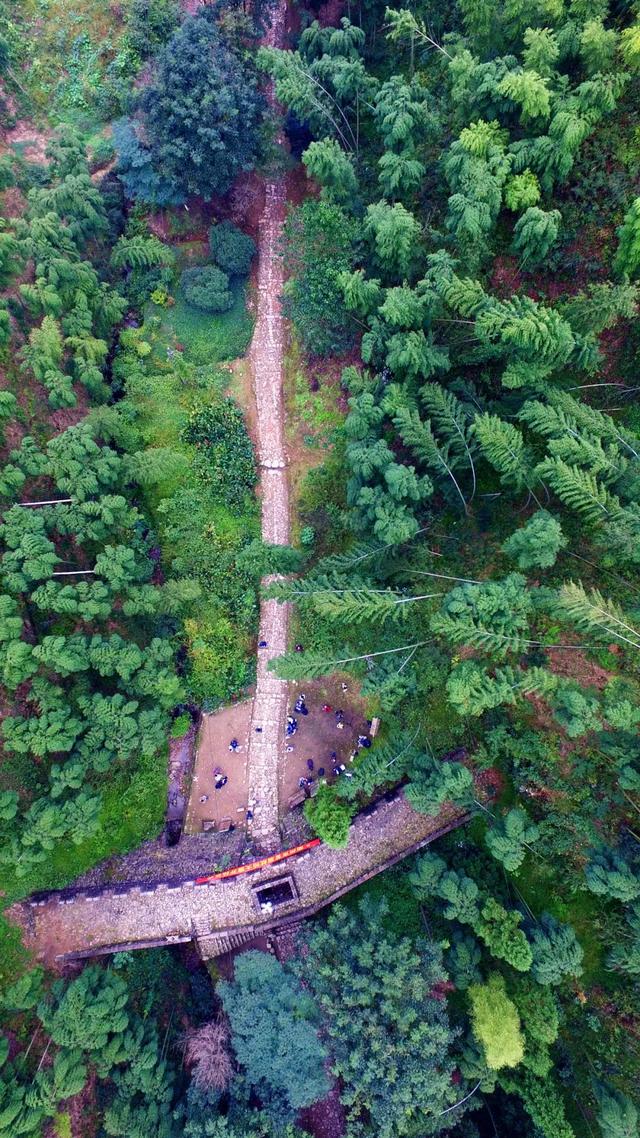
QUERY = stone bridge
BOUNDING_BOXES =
[10,793,469,967]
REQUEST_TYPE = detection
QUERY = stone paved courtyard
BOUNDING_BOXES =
[12,793,468,966]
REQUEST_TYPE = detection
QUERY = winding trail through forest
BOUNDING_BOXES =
[245,1,289,852]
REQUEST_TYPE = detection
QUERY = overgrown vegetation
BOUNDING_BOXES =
[2,0,640,1135]
[0,1,262,918]
[257,0,640,1132]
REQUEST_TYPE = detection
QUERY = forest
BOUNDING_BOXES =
[0,0,640,1135]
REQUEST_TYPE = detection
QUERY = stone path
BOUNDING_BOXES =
[245,3,290,853]
[11,793,469,966]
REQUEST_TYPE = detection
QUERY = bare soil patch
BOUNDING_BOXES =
[279,676,371,811]
[3,121,51,164]
[185,701,253,835]
[547,646,612,689]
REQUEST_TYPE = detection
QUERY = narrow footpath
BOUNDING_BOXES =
[245,1,290,853]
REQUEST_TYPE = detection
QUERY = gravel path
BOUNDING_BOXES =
[245,3,290,854]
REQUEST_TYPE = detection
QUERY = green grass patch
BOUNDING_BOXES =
[169,281,253,365]
[0,913,30,989]
[0,749,167,906]
[146,242,254,368]
[122,263,259,708]
[0,751,167,984]
[287,358,343,450]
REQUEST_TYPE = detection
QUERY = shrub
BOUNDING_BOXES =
[180,266,233,314]
[304,783,353,847]
[209,221,256,275]
[125,0,181,59]
[182,398,257,509]
[170,713,191,738]
[90,136,116,170]
[283,200,357,357]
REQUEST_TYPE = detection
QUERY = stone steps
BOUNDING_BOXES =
[196,926,257,960]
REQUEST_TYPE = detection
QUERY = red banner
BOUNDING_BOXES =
[195,837,322,885]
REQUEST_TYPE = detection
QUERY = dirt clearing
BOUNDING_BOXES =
[185,702,253,834]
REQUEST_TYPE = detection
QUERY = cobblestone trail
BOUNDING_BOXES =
[11,793,468,966]
[245,4,290,854]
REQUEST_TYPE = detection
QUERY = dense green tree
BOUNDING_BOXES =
[299,900,462,1135]
[125,0,181,59]
[614,198,640,279]
[594,1082,639,1138]
[125,13,261,201]
[607,903,640,976]
[469,974,525,1070]
[585,849,640,903]
[485,808,541,871]
[365,200,421,279]
[512,206,561,266]
[509,977,560,1077]
[405,751,473,815]
[528,913,584,985]
[411,854,533,970]
[219,952,329,1117]
[431,574,533,659]
[302,139,358,203]
[502,511,566,570]
[113,119,185,206]
[500,1070,576,1138]
[38,967,130,1073]
[259,19,372,156]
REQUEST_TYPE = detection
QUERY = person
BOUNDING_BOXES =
[258,640,268,648]
[321,703,332,713]
[335,709,344,719]
[246,809,253,821]
[295,643,304,652]
[298,777,309,789]
[285,744,294,753]
[214,774,228,790]
[329,751,337,762]
[336,719,345,730]
[294,697,308,715]
[255,726,263,733]
[307,759,314,771]
[318,767,325,777]
[358,734,372,748]
[229,738,239,752]
[341,682,348,693]
[199,794,209,803]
